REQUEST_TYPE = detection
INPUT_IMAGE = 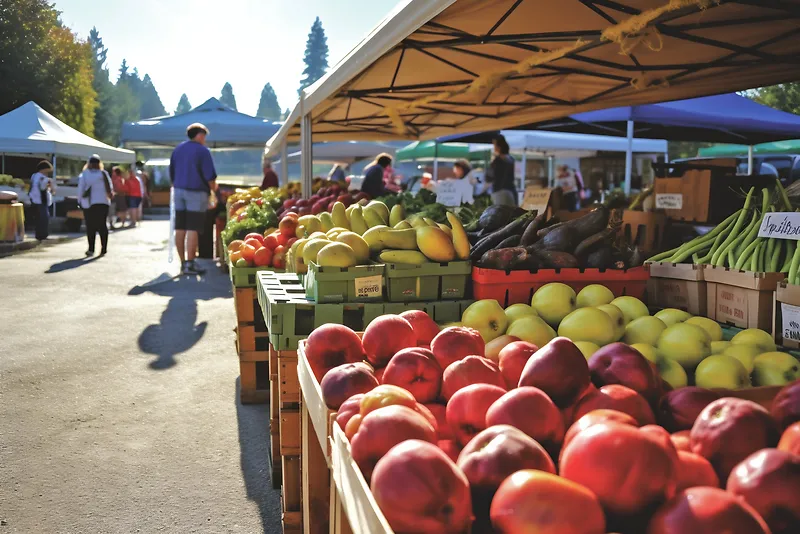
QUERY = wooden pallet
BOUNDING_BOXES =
[280,408,300,456]
[269,422,282,490]
[239,360,270,404]
[282,455,302,533]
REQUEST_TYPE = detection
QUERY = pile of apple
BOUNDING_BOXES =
[277,183,366,218]
[304,310,800,534]
[227,216,300,269]
[456,283,800,390]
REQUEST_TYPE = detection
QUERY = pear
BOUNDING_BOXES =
[576,284,615,308]
[752,352,800,386]
[531,283,576,328]
[695,354,750,389]
[731,328,777,353]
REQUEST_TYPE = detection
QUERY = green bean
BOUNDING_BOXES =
[647,246,681,263]
[776,178,793,212]
[769,239,782,273]
[758,239,769,272]
[765,237,776,267]
[788,240,800,283]
[734,236,760,270]
[711,188,755,265]
[751,241,762,272]
[714,209,760,267]
[694,212,740,264]
[781,241,797,272]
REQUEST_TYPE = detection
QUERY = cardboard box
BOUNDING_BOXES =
[704,267,784,331]
[773,281,800,349]
[645,262,706,316]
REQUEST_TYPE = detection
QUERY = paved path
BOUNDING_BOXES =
[0,220,281,533]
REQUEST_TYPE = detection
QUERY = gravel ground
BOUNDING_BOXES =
[0,220,281,533]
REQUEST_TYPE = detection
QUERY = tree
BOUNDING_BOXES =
[176,94,192,114]
[299,17,329,94]
[220,82,238,111]
[88,27,116,143]
[751,84,800,115]
[139,74,166,118]
[119,59,129,81]
[256,83,282,120]
[282,108,291,120]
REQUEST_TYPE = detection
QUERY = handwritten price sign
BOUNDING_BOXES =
[781,303,800,342]
[354,275,383,299]
[655,193,683,210]
[758,212,800,240]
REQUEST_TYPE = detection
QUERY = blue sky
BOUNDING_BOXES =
[54,0,400,116]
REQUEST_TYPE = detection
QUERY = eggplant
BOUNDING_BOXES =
[479,247,530,270]
[531,224,581,253]
[574,228,616,261]
[469,213,534,262]
[520,213,546,247]
[496,235,521,249]
[478,205,526,232]
[535,250,580,269]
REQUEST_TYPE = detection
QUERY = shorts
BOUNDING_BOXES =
[173,188,209,233]
[127,196,142,208]
[114,194,127,212]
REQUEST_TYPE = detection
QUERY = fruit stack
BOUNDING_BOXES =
[303,310,800,534]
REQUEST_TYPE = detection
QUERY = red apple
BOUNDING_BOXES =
[446,383,507,446]
[347,384,436,438]
[430,326,484,370]
[588,343,661,403]
[425,403,453,440]
[646,487,770,534]
[399,310,440,346]
[437,439,462,463]
[690,397,780,482]
[498,341,538,389]
[457,425,555,521]
[382,347,442,403]
[441,355,506,401]
[772,378,800,430]
[675,451,719,491]
[573,384,656,426]
[560,422,678,516]
[485,334,521,364]
[670,430,692,453]
[727,448,800,534]
[304,324,366,381]
[372,440,472,534]
[374,366,385,383]
[562,409,639,457]
[350,405,436,481]
[335,393,365,431]
[490,470,606,534]
[361,315,417,367]
[657,387,722,433]
[778,421,800,455]
[320,362,379,409]
[517,337,590,409]
[486,387,564,454]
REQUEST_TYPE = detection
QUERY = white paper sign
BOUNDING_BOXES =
[521,186,552,213]
[655,193,683,209]
[436,179,473,207]
[781,302,800,342]
[354,275,382,299]
[758,212,800,240]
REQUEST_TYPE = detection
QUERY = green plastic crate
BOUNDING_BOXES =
[230,263,283,288]
[384,261,471,302]
[305,262,385,303]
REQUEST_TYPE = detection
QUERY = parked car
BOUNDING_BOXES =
[675,154,800,185]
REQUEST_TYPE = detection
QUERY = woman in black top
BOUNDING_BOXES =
[485,135,517,206]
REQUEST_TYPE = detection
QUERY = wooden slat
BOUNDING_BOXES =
[302,401,331,534]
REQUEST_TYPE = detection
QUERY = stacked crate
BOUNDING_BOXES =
[232,266,273,404]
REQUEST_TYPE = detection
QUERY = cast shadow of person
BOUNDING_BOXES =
[129,273,231,370]
[45,256,99,273]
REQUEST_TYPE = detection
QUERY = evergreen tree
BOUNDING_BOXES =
[299,17,329,94]
[88,27,116,143]
[118,59,129,81]
[220,82,238,111]
[256,83,282,120]
[282,108,291,120]
[175,94,192,114]
[139,74,166,118]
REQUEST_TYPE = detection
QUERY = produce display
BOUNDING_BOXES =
[226,225,295,269]
[222,186,284,246]
[301,285,800,534]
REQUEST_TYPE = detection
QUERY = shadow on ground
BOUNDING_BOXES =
[45,256,99,273]
[129,270,231,370]
[236,378,282,534]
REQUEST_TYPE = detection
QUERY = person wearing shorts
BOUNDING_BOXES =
[169,122,218,275]
[111,167,128,227]
[126,169,143,226]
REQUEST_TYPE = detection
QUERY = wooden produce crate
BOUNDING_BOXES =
[234,286,266,325]
[282,454,302,534]
[704,267,784,331]
[269,377,282,490]
[298,340,337,465]
[239,360,270,404]
[384,261,471,302]
[646,262,707,316]
[621,210,667,254]
[235,324,270,353]
[274,346,301,457]
[773,280,800,349]
[305,262,386,303]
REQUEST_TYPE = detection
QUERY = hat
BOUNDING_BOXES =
[88,154,101,163]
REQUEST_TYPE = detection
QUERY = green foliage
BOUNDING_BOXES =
[221,202,278,245]
[299,17,329,94]
[751,84,800,115]
[256,83,282,120]
[220,82,238,111]
[175,94,192,114]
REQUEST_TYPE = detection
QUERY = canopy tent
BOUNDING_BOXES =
[0,101,135,163]
[699,141,800,157]
[440,130,668,154]
[121,98,282,149]
[282,140,406,164]
[395,140,473,161]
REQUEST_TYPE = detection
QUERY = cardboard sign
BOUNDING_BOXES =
[521,186,552,213]
[781,302,800,343]
[436,179,473,207]
[354,275,382,299]
[655,193,683,209]
[757,212,800,240]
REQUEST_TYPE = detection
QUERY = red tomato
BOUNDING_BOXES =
[240,244,257,263]
[244,238,263,250]
[244,233,265,246]
[275,232,289,246]
[264,233,280,250]
[253,247,273,267]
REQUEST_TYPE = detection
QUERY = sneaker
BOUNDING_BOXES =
[185,260,206,275]
[85,250,94,257]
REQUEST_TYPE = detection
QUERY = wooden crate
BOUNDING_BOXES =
[280,408,300,456]
[234,287,258,324]
[282,455,302,533]
[280,353,300,407]
[621,210,666,254]
[298,340,336,465]
[236,324,270,354]
[329,472,354,534]
[302,401,332,534]
[269,423,282,490]
[239,360,270,404]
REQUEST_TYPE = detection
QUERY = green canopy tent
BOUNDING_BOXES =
[699,141,800,157]
[395,141,471,161]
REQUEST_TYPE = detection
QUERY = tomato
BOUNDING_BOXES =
[253,247,273,267]
[264,233,280,250]
[244,233,265,246]
[240,244,257,263]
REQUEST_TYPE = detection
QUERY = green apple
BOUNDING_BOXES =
[752,351,800,386]
[576,284,614,308]
[695,354,750,389]
[531,283,576,328]
[722,344,761,373]
[731,328,777,353]
[505,303,537,325]
[657,323,711,368]
[658,357,689,389]
[624,316,667,346]
[461,299,509,343]
[610,296,649,325]
[597,304,625,341]
[711,340,731,354]
[575,341,600,360]
[654,308,693,326]
[685,316,723,342]
[506,315,557,349]
[630,343,661,364]
[558,307,616,346]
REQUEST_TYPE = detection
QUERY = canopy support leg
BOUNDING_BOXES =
[433,142,439,181]
[547,155,555,188]
[747,145,754,175]
[624,120,633,196]
[51,154,57,217]
[300,93,312,200]
[520,149,527,205]
[280,140,288,186]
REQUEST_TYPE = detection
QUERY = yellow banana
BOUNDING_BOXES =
[367,201,390,224]
[389,204,406,227]
[363,207,385,228]
[423,217,439,227]
[408,215,428,229]
[318,212,334,232]
[446,212,470,261]
[379,250,429,265]
[331,202,350,230]
[349,205,369,235]
[362,226,417,252]
[362,225,389,252]
[298,215,321,234]
[416,226,456,262]
[393,220,413,230]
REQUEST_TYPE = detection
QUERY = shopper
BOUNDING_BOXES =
[111,167,128,227]
[485,135,518,206]
[361,153,392,199]
[77,155,113,256]
[328,164,346,182]
[261,159,279,189]
[135,161,150,207]
[555,164,584,211]
[169,122,218,275]
[29,160,55,241]
[126,168,144,226]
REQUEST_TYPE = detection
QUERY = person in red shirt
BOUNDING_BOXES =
[126,168,143,226]
[261,159,279,189]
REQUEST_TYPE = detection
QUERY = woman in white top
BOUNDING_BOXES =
[77,154,113,256]
[30,160,55,241]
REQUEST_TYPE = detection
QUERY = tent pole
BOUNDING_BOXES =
[280,140,288,186]
[51,154,57,217]
[547,155,555,188]
[521,149,527,191]
[747,145,754,175]
[300,92,312,200]
[1,154,4,174]
[624,120,634,196]
[433,142,439,181]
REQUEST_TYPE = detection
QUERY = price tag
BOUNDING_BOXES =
[354,275,382,299]
[782,302,800,342]
[436,180,472,207]
[758,212,800,240]
[655,193,683,209]
[521,186,552,213]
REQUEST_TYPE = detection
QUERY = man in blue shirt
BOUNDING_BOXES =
[169,123,218,275]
